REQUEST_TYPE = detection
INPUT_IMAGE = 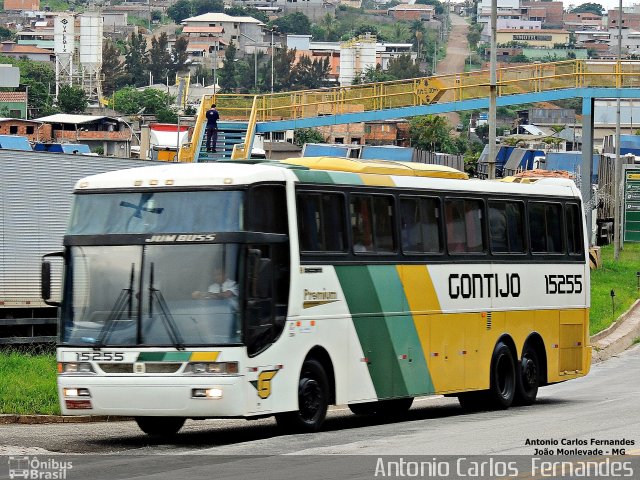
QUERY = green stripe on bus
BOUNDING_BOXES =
[336,265,434,398]
[367,266,434,396]
[328,171,364,185]
[292,170,334,184]
[136,352,192,362]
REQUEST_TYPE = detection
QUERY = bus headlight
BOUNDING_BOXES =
[192,388,223,399]
[63,388,91,398]
[58,362,95,374]
[186,362,238,375]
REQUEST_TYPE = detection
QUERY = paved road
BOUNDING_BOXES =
[1,345,639,457]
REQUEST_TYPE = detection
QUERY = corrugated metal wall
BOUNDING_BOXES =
[0,150,159,308]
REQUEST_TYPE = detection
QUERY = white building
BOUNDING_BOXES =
[182,13,264,56]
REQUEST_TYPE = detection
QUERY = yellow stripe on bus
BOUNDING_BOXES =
[189,352,220,362]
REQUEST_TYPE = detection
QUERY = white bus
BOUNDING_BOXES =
[44,158,591,436]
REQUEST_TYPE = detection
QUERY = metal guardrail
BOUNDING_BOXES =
[184,60,640,161]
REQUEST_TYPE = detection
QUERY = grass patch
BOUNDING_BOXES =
[633,337,640,345]
[0,347,59,415]
[590,244,640,335]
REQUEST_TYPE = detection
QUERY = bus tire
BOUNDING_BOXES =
[487,341,516,409]
[276,359,329,432]
[135,417,185,437]
[514,345,540,406]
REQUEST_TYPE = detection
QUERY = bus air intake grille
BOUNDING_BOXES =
[98,363,134,373]
[145,363,182,373]
[486,313,492,330]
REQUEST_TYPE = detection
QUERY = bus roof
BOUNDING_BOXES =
[280,157,469,180]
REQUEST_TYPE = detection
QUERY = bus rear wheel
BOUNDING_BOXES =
[487,341,516,409]
[514,345,540,406]
[276,359,329,432]
[135,417,185,437]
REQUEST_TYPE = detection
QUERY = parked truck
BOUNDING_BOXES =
[0,148,157,344]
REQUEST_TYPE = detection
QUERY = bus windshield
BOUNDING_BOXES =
[61,243,242,346]
[68,190,244,235]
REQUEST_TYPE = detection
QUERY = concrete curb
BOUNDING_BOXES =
[3,301,639,425]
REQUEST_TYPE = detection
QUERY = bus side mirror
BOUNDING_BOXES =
[42,252,63,307]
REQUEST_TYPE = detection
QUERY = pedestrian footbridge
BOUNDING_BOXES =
[179,60,640,165]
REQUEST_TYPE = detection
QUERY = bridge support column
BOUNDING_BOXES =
[581,96,594,245]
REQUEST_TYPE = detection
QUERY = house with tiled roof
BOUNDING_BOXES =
[182,13,264,56]
[0,92,28,120]
[0,42,54,63]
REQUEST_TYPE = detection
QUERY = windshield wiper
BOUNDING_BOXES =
[148,262,185,350]
[94,264,135,349]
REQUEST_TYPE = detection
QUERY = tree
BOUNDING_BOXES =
[166,0,191,23]
[568,3,604,16]
[409,115,456,153]
[124,32,148,87]
[111,87,174,116]
[101,39,126,96]
[149,32,173,84]
[57,85,87,114]
[272,12,312,35]
[167,0,225,23]
[294,128,325,147]
[151,10,163,22]
[386,54,422,80]
[292,55,330,90]
[272,47,297,91]
[415,0,445,15]
[0,26,14,41]
[226,6,268,24]
[219,41,238,91]
[1,56,58,116]
[171,36,189,77]
[353,65,394,84]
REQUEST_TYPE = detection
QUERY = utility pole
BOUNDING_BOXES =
[271,27,277,94]
[488,0,498,180]
[614,0,623,260]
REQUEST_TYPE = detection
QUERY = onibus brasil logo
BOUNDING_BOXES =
[8,456,73,479]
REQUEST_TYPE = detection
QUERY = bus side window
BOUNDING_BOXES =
[566,203,584,256]
[297,192,346,252]
[401,196,441,254]
[489,201,525,254]
[247,185,288,234]
[351,194,396,254]
[445,198,485,254]
[351,195,374,252]
[530,202,564,254]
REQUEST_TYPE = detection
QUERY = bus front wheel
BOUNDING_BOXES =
[487,341,516,409]
[135,417,185,437]
[514,345,539,406]
[276,359,329,432]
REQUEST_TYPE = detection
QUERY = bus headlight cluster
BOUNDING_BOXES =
[58,362,95,374]
[192,388,223,399]
[63,388,91,398]
[186,362,238,375]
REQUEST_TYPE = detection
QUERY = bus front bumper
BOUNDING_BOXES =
[57,375,245,417]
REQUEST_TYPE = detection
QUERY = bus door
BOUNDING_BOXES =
[244,244,288,414]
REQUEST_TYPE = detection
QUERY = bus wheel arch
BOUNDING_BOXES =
[275,346,335,432]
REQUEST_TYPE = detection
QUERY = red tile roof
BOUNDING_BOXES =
[0,92,27,102]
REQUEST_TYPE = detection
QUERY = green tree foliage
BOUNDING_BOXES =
[415,0,444,15]
[467,23,482,50]
[149,32,173,83]
[294,128,325,146]
[57,85,87,114]
[272,12,312,35]
[0,55,57,116]
[124,32,148,87]
[101,39,126,96]
[292,55,330,89]
[150,10,163,22]
[272,47,297,91]
[0,26,14,41]
[568,3,604,16]
[171,36,189,76]
[386,54,422,80]
[167,0,225,23]
[226,6,268,23]
[409,115,456,153]
[219,41,238,91]
[352,65,394,84]
[111,87,174,116]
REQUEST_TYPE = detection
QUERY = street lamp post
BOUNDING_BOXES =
[239,32,259,91]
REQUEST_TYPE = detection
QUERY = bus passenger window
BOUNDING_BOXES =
[401,197,441,254]
[350,194,396,254]
[489,201,525,254]
[529,202,564,254]
[445,199,485,254]
[566,203,584,256]
[297,192,346,252]
[247,185,288,234]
